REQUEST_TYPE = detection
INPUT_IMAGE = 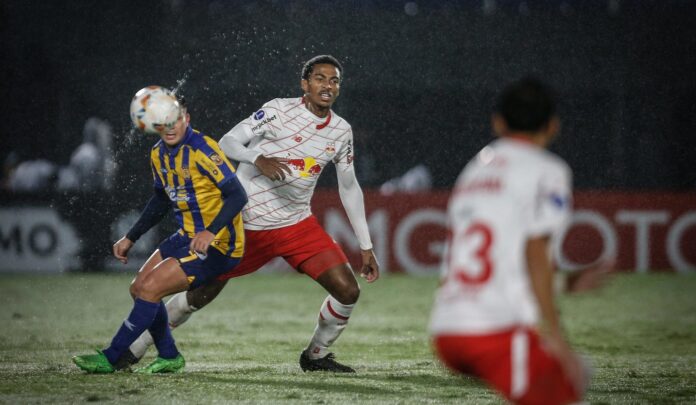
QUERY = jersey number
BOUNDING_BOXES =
[448,222,494,285]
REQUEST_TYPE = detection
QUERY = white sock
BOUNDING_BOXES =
[306,295,354,359]
[128,292,197,359]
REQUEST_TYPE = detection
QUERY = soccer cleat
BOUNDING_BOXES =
[113,349,140,370]
[134,354,185,374]
[299,349,355,373]
[72,350,115,374]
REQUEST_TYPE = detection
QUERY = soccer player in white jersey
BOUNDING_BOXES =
[430,78,588,404]
[125,55,379,372]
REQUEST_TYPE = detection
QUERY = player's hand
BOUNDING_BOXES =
[359,249,380,283]
[189,229,215,255]
[255,155,292,181]
[565,258,616,293]
[190,230,216,258]
[113,236,134,264]
[543,331,588,396]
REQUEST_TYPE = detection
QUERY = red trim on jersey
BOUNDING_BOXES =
[326,300,350,320]
[301,96,332,130]
[316,111,331,130]
[506,135,537,145]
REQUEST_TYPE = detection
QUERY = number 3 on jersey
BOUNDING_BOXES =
[446,222,494,285]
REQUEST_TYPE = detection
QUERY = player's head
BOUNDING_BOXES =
[160,93,190,147]
[492,77,559,145]
[301,55,343,81]
[301,55,343,111]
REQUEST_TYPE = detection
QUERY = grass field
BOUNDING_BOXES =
[1,272,695,404]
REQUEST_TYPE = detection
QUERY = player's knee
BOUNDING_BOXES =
[319,265,361,305]
[136,277,163,302]
[335,282,360,305]
[129,281,141,298]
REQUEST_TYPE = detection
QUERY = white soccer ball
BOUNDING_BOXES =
[129,86,181,134]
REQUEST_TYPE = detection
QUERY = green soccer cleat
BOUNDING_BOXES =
[134,354,185,374]
[72,350,115,374]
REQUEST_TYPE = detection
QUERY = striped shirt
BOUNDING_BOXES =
[150,126,245,257]
[230,97,355,230]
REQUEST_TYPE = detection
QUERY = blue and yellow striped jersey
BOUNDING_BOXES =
[150,126,244,258]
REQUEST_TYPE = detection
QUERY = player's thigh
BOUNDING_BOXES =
[279,216,350,277]
[130,249,164,296]
[136,258,190,302]
[133,232,188,290]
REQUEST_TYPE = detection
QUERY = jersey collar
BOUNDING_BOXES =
[301,96,332,129]
[506,135,535,144]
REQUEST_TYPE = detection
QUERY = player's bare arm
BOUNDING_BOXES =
[113,236,135,264]
[564,259,616,293]
[254,155,291,181]
[359,249,380,283]
[526,235,586,394]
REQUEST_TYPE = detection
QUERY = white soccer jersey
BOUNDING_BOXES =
[223,97,355,230]
[429,137,572,335]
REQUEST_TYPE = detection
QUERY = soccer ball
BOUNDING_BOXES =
[129,86,181,134]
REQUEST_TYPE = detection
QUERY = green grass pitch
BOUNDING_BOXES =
[1,272,695,404]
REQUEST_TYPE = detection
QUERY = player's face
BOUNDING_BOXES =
[161,110,190,147]
[301,64,341,114]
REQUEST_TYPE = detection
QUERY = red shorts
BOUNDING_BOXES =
[217,215,349,281]
[434,328,580,405]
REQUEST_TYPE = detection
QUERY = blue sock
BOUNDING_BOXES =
[150,301,179,359]
[103,298,160,365]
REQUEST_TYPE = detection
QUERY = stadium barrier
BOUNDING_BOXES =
[1,191,694,274]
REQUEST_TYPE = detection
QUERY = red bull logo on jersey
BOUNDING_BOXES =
[287,157,322,178]
[325,142,336,157]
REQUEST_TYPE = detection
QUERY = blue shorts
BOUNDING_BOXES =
[158,232,241,289]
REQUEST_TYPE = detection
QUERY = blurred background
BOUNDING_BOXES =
[1,0,695,273]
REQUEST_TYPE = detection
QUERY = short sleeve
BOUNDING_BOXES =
[527,162,573,237]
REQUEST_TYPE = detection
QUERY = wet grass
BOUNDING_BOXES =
[1,272,695,404]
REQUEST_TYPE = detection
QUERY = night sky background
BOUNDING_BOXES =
[2,0,696,196]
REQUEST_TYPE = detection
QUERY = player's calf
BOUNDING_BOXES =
[129,291,199,360]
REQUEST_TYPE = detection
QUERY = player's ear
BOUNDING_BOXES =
[548,116,560,136]
[545,116,560,140]
[491,113,506,137]
[301,79,309,95]
[185,112,191,124]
